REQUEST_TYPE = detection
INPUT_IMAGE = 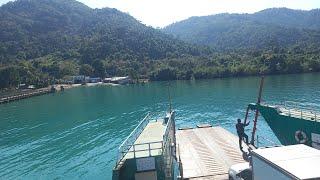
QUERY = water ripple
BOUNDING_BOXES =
[0,73,319,179]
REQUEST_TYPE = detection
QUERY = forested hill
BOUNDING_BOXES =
[163,8,320,51]
[0,2,320,89]
[0,0,210,63]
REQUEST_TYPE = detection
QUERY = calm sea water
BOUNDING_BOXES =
[0,73,319,179]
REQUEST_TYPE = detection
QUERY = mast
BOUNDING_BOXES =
[250,76,264,145]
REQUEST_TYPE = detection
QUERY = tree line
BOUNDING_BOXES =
[1,46,319,89]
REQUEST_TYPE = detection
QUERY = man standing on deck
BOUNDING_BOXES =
[236,118,249,150]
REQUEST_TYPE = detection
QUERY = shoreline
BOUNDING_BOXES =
[0,82,123,104]
[1,72,318,105]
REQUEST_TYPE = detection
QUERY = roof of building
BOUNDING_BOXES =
[111,76,130,81]
[252,144,320,179]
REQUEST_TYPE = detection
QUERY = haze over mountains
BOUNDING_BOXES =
[0,0,319,89]
[163,8,320,51]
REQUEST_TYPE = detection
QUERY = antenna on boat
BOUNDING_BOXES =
[167,83,172,113]
[250,76,265,145]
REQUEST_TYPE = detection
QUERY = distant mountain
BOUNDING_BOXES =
[0,0,210,63]
[252,8,320,29]
[163,8,320,51]
[0,3,319,89]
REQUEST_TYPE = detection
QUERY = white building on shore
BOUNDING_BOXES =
[104,76,131,85]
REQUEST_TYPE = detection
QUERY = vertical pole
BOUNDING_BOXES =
[172,111,177,159]
[133,145,136,158]
[168,84,172,113]
[251,76,264,145]
[244,106,250,124]
[177,143,183,180]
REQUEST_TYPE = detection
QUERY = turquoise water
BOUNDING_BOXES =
[0,73,319,179]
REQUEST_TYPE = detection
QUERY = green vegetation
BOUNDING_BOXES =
[163,8,320,51]
[0,1,319,89]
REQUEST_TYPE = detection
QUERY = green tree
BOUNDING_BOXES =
[0,66,20,88]
[92,60,105,78]
[79,64,94,76]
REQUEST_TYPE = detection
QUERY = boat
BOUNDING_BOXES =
[247,101,320,149]
[245,77,320,150]
[112,110,178,180]
[112,78,320,180]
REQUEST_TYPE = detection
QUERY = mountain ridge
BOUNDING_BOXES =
[0,0,210,63]
[0,1,319,89]
[163,8,320,51]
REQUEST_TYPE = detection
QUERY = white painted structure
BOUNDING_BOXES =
[251,145,320,180]
[112,76,131,84]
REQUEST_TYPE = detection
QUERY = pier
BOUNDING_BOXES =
[0,88,53,104]
[177,126,250,179]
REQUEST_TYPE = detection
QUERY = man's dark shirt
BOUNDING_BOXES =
[236,122,249,136]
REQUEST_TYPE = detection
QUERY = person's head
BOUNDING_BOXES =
[237,119,241,123]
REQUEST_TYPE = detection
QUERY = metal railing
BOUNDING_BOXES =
[116,113,151,164]
[256,134,279,147]
[115,112,169,165]
[280,108,318,121]
[262,101,319,121]
[162,112,175,179]
[115,111,175,172]
[128,141,163,158]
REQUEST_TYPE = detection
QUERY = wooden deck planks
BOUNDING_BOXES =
[177,126,249,179]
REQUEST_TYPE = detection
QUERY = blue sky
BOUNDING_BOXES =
[1,0,320,27]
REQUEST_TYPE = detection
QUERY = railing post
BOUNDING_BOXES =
[118,148,121,162]
[289,109,291,116]
[133,145,136,158]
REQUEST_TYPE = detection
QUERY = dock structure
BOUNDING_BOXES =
[0,88,53,104]
[177,126,249,179]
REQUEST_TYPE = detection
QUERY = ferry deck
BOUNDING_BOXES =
[177,125,250,179]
